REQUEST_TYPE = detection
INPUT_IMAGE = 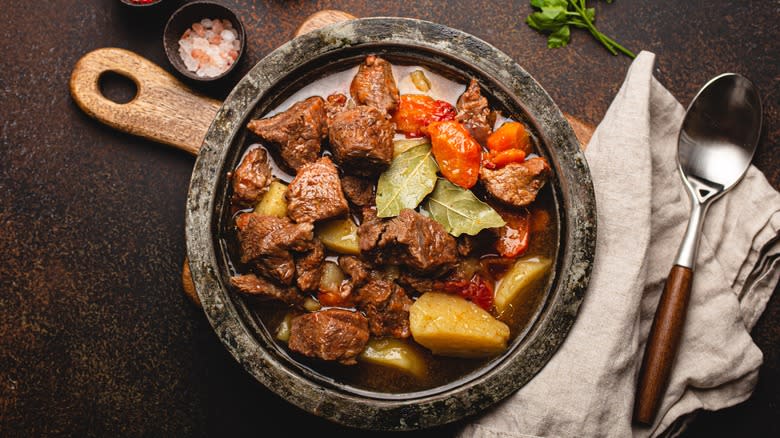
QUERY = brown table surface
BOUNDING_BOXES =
[1,1,777,436]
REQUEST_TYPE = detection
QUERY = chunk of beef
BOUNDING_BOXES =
[246,96,327,171]
[355,279,412,339]
[358,209,458,275]
[286,156,349,223]
[295,239,325,293]
[396,272,441,295]
[479,157,551,207]
[235,213,314,285]
[334,255,373,300]
[338,256,372,286]
[231,147,272,206]
[456,78,496,146]
[230,273,303,306]
[360,206,378,223]
[341,175,375,207]
[325,93,348,120]
[288,309,369,365]
[350,55,399,114]
[328,106,394,176]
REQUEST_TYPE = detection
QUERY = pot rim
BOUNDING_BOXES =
[185,17,596,431]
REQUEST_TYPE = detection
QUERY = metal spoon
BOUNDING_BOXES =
[634,73,762,425]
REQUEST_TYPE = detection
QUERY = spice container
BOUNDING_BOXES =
[120,0,164,7]
[163,1,246,82]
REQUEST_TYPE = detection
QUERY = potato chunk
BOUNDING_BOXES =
[315,218,360,255]
[494,256,552,315]
[318,261,346,294]
[276,313,294,342]
[254,180,288,218]
[359,338,427,378]
[409,292,510,358]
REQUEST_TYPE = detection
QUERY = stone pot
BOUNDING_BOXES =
[185,17,596,431]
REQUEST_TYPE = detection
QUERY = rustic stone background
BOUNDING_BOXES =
[0,1,777,436]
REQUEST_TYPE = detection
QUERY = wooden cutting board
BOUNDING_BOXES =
[69,10,595,306]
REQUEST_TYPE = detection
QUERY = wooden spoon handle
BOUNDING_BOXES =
[69,47,221,156]
[634,264,694,425]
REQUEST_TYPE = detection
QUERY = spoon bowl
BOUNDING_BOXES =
[678,73,762,199]
[634,73,762,425]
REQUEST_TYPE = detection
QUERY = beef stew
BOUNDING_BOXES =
[223,56,558,393]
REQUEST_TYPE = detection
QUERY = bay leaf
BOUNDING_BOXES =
[376,143,438,218]
[426,178,506,236]
[393,138,429,157]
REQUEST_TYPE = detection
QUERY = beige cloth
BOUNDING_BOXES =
[460,51,780,438]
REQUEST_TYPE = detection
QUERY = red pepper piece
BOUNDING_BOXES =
[486,121,531,154]
[391,94,456,137]
[442,275,495,311]
[427,120,482,189]
[483,148,526,169]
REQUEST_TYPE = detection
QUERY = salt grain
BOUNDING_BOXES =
[178,18,240,78]
[221,29,235,42]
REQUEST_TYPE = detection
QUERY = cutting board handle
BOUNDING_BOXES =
[69,47,221,156]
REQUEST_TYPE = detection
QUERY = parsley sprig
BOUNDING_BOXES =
[526,0,635,58]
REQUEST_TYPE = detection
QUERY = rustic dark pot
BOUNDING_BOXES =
[186,18,596,431]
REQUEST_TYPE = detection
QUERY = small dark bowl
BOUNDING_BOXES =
[163,1,246,82]
[119,0,164,7]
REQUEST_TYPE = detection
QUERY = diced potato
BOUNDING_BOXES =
[359,338,427,378]
[494,256,552,315]
[410,292,510,358]
[319,261,346,294]
[393,138,429,157]
[276,313,293,342]
[303,297,322,312]
[254,180,288,218]
[316,218,360,255]
[410,69,431,92]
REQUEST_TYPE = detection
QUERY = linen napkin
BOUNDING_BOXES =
[458,51,780,438]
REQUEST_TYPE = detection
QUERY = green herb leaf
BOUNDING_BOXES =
[547,24,571,47]
[584,7,596,22]
[425,179,506,237]
[526,11,564,31]
[376,143,438,218]
[525,0,636,59]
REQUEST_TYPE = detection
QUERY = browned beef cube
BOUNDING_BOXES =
[338,255,372,286]
[288,309,369,365]
[230,273,303,306]
[341,175,375,207]
[334,255,373,300]
[396,272,441,295]
[325,93,348,120]
[328,106,394,176]
[246,96,327,171]
[235,212,314,285]
[286,156,349,223]
[479,157,551,207]
[358,209,458,275]
[295,239,325,293]
[349,55,399,114]
[231,147,272,206]
[456,78,496,146]
[355,279,412,339]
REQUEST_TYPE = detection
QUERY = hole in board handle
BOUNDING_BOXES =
[98,71,138,104]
